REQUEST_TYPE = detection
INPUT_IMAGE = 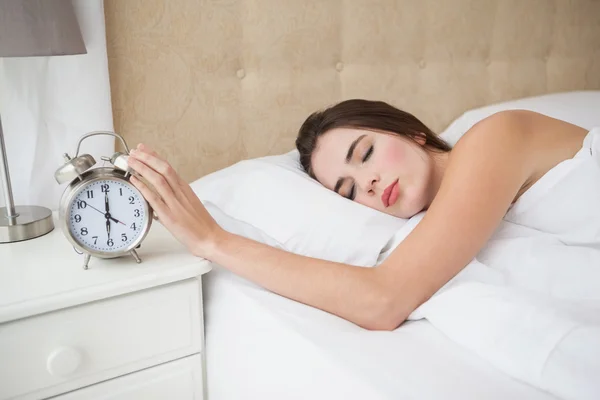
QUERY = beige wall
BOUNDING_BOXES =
[104,0,600,183]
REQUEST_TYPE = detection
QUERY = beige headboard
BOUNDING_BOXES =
[104,0,600,182]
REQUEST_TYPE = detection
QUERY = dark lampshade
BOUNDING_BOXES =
[0,0,87,57]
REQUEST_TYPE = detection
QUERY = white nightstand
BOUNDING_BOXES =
[0,214,211,400]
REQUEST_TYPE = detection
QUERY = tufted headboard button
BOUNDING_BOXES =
[335,62,344,72]
[236,68,246,79]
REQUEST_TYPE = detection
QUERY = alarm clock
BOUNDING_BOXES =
[55,131,153,269]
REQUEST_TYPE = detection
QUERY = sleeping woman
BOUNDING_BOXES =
[127,99,598,331]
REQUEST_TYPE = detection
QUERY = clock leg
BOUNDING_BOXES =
[83,253,91,270]
[130,249,142,263]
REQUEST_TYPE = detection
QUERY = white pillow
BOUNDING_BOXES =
[441,90,600,146]
[191,151,407,267]
[203,201,288,251]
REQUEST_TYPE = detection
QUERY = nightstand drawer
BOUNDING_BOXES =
[53,354,204,400]
[0,278,203,400]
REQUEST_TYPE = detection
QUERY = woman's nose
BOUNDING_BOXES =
[367,178,378,193]
[358,173,379,194]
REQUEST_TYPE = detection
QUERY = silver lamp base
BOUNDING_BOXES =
[0,205,54,243]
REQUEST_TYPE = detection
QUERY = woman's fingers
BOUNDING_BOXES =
[130,148,178,186]
[130,175,170,223]
[136,143,187,186]
[130,144,192,206]
[135,144,164,165]
[129,142,197,212]
[127,154,176,205]
[128,146,193,211]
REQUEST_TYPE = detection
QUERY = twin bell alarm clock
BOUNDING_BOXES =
[54,131,154,269]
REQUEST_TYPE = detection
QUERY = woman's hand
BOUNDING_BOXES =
[127,143,224,259]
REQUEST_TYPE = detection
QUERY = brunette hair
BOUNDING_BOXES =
[295,99,451,179]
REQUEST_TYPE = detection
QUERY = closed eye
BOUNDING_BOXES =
[345,146,373,200]
[347,184,356,201]
[363,146,373,162]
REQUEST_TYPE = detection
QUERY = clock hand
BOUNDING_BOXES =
[85,203,104,215]
[110,216,126,226]
[103,191,126,225]
[102,192,112,239]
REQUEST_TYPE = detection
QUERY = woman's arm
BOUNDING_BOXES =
[127,148,392,330]
[376,110,537,323]
[127,110,535,331]
[208,230,392,329]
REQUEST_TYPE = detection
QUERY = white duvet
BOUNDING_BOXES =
[397,214,600,400]
[205,213,600,400]
[204,263,558,400]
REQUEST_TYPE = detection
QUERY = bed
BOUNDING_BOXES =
[103,1,600,398]
[191,90,600,400]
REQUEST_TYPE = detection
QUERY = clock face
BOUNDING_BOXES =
[68,178,149,253]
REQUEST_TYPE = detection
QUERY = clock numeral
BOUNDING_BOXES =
[101,184,110,193]
[107,239,114,247]
[86,190,94,199]
[134,209,140,217]
[128,196,135,204]
[80,227,88,236]
[121,233,128,242]
[77,200,87,209]
[119,188,123,196]
[130,222,137,231]
[92,236,98,245]
[74,214,82,223]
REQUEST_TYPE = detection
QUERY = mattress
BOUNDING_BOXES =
[203,266,558,400]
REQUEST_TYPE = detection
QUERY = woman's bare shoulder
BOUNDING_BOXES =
[455,109,537,146]
[450,110,538,175]
[455,109,587,153]
[453,110,588,201]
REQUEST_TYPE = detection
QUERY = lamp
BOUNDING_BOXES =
[0,0,87,243]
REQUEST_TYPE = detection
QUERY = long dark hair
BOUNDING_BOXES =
[295,99,451,179]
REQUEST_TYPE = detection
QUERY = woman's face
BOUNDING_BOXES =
[311,127,437,219]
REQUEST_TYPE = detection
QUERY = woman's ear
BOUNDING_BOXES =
[414,133,427,146]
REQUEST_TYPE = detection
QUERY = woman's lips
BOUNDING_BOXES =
[382,179,399,208]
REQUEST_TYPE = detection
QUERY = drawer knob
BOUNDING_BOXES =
[46,346,82,377]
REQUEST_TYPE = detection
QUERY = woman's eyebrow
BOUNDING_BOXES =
[345,134,366,163]
[334,134,366,194]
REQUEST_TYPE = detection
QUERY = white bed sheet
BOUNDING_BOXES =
[203,266,558,400]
